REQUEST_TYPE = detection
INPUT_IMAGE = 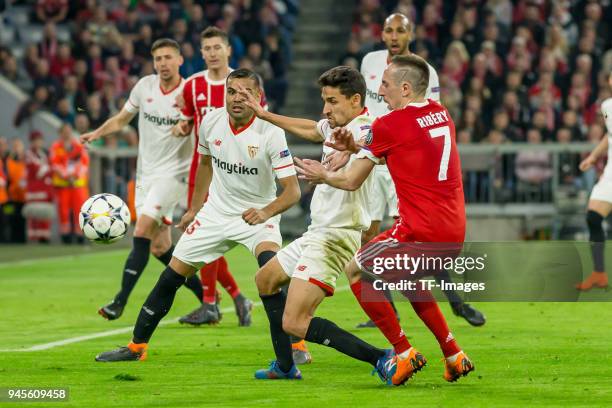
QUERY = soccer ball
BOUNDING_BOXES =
[79,193,131,244]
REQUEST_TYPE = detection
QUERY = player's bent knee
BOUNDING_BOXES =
[254,267,271,293]
[169,257,197,277]
[255,259,286,295]
[282,314,308,339]
[134,214,159,238]
[150,243,169,257]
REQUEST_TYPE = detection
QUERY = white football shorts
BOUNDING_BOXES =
[276,227,361,296]
[590,177,612,204]
[173,204,282,269]
[135,175,188,224]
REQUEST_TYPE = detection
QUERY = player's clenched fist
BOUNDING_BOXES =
[176,209,197,231]
[171,120,193,137]
[242,208,270,225]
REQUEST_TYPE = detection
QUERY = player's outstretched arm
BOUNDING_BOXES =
[295,157,374,191]
[177,155,213,230]
[242,175,301,225]
[80,108,136,144]
[236,84,323,142]
[580,135,608,172]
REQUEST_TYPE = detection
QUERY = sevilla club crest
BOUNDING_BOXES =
[247,145,259,159]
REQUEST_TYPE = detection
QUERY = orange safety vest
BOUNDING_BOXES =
[6,156,26,203]
[50,139,89,188]
[0,161,8,204]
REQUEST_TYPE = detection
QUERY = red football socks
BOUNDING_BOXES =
[200,261,219,304]
[407,287,460,358]
[350,280,411,354]
[216,257,241,299]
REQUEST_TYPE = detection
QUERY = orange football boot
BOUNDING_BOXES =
[390,347,427,386]
[575,272,609,291]
[443,351,474,382]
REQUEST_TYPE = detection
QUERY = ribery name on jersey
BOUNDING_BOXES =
[416,111,449,128]
[143,112,180,127]
[212,156,258,175]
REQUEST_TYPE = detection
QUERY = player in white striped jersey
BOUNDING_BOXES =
[357,13,485,328]
[237,66,392,382]
[95,68,301,362]
[577,72,612,291]
[80,39,204,322]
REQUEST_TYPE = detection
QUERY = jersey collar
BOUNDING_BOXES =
[159,77,183,95]
[205,69,232,85]
[228,114,256,135]
[405,100,430,108]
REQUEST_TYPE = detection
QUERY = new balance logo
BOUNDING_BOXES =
[125,269,138,275]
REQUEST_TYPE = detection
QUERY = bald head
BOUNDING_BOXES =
[382,13,413,56]
[384,13,411,30]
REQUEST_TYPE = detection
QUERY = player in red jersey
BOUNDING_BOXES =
[172,27,254,326]
[295,55,474,386]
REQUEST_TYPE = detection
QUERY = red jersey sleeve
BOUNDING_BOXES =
[180,78,195,120]
[367,116,394,158]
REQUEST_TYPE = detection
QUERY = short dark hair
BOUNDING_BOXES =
[390,54,429,95]
[200,26,229,45]
[227,68,259,87]
[317,66,366,106]
[151,38,180,54]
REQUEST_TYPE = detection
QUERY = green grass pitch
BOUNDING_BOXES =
[0,246,611,407]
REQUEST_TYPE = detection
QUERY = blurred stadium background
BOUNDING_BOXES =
[0,0,611,250]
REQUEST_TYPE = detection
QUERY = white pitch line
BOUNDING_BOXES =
[0,249,128,268]
[0,304,243,352]
[0,286,350,353]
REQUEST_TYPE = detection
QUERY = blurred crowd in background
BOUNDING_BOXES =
[1,0,297,129]
[0,0,298,243]
[341,0,612,202]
